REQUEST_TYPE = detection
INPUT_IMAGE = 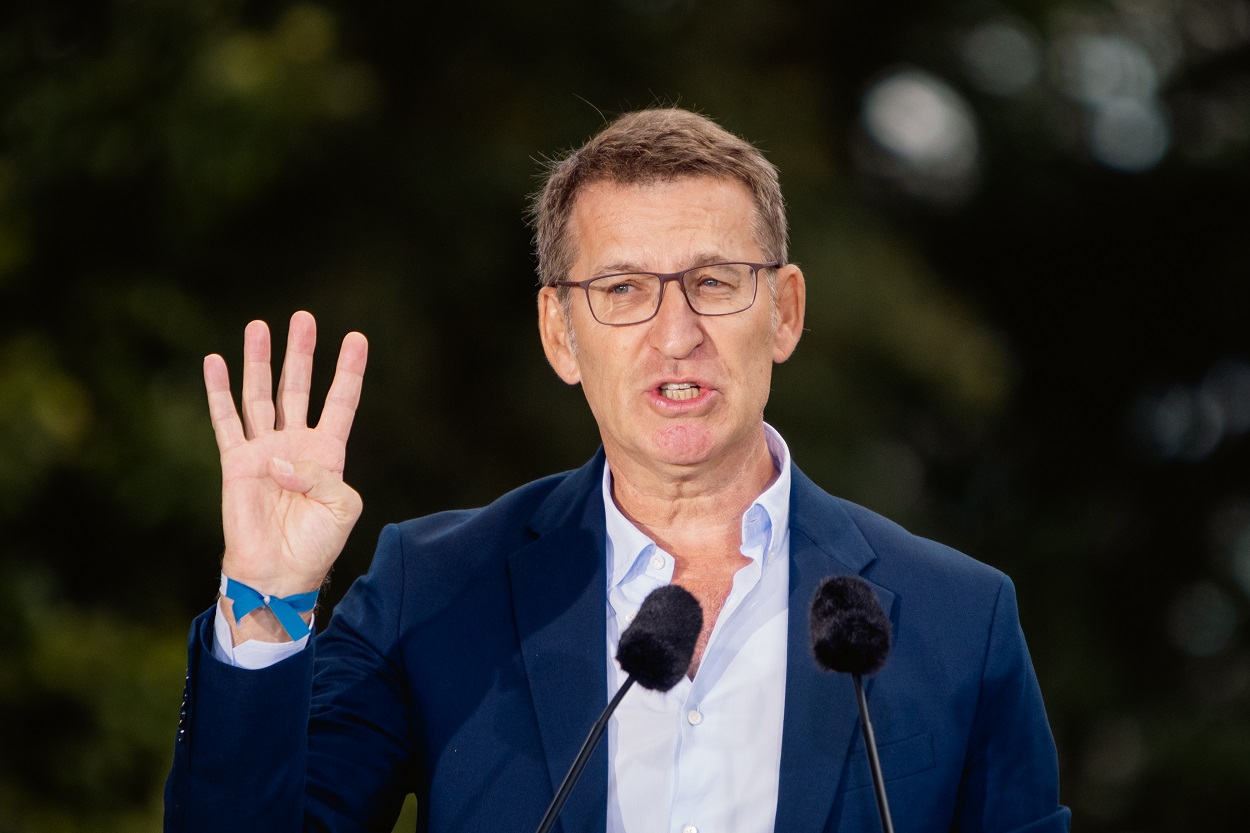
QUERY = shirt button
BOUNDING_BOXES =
[682,825,698,833]
[687,709,703,726]
[649,554,664,571]
[625,610,637,622]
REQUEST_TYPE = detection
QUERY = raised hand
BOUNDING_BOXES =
[204,311,368,642]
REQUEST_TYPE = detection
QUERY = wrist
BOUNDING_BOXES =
[218,560,325,599]
[218,595,310,645]
[219,574,320,644]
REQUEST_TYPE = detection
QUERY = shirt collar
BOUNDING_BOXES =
[602,423,793,589]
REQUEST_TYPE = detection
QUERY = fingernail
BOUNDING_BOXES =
[272,457,294,475]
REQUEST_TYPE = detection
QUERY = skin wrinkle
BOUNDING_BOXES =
[557,180,781,357]
[539,176,804,492]
[537,175,805,672]
[530,111,790,293]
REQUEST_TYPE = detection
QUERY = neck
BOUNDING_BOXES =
[606,430,778,554]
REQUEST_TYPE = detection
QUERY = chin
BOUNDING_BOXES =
[649,424,718,465]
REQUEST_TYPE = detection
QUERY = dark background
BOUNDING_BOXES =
[2,0,1248,829]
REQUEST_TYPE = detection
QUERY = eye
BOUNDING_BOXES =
[605,280,639,295]
[594,275,652,297]
[686,265,744,292]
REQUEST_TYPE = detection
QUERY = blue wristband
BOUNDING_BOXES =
[222,577,319,640]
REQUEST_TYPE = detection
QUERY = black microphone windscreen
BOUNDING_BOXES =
[809,575,891,676]
[616,584,703,692]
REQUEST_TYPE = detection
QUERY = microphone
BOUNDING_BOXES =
[534,584,702,833]
[809,575,895,833]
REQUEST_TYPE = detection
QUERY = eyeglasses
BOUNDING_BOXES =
[555,261,780,327]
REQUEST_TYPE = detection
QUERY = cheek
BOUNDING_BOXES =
[732,326,776,377]
[575,353,624,415]
[740,346,777,407]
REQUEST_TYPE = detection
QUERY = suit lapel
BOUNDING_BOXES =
[775,467,897,832]
[505,456,902,833]
[508,453,610,833]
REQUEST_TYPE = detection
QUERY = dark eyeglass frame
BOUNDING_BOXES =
[554,260,781,327]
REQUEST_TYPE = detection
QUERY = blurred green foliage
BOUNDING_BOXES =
[1,0,1247,830]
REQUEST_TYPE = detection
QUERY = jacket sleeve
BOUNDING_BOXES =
[163,608,315,832]
[953,575,1071,833]
[164,524,416,833]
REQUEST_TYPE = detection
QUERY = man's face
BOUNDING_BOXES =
[538,176,805,476]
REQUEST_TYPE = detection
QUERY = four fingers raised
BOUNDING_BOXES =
[275,311,318,431]
[240,320,276,439]
[205,312,369,452]
[204,354,245,452]
[316,331,369,445]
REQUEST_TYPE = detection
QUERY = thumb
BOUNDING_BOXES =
[269,457,364,522]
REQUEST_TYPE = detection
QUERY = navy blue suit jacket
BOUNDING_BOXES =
[165,451,1070,832]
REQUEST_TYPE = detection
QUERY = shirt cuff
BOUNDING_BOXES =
[212,597,312,670]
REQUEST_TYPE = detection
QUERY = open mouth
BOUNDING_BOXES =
[659,383,701,401]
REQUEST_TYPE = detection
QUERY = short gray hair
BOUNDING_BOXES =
[529,108,789,288]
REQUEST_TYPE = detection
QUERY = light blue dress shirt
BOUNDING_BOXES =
[603,424,792,833]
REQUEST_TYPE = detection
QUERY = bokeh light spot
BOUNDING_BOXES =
[960,20,1043,97]
[1201,359,1250,438]
[1167,580,1239,657]
[1054,34,1159,106]
[1127,358,1250,461]
[864,69,979,173]
[1089,97,1171,171]
[1082,715,1147,786]
[276,5,337,64]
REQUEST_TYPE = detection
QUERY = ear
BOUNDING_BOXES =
[538,286,582,385]
[771,263,806,363]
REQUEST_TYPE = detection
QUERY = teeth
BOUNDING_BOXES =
[660,383,700,401]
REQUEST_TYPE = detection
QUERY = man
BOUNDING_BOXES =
[165,108,1070,832]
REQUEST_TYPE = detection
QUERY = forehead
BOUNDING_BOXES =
[568,176,759,275]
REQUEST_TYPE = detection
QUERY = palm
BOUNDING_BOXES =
[220,426,349,587]
[205,312,368,595]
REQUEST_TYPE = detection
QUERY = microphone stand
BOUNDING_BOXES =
[534,676,636,833]
[853,672,895,833]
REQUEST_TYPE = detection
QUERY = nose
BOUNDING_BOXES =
[647,275,704,359]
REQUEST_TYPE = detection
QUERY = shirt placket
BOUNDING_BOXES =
[666,508,771,833]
